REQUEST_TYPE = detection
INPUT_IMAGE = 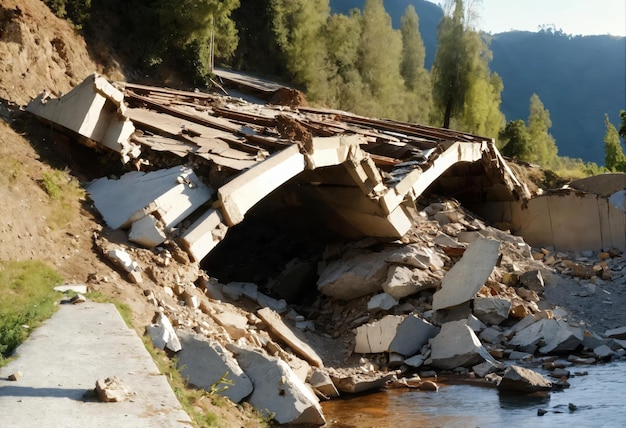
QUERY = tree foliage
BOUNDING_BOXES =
[156,0,240,83]
[604,113,626,172]
[619,110,626,141]
[527,93,558,167]
[400,5,432,124]
[499,119,531,160]
[270,0,330,99]
[430,0,503,136]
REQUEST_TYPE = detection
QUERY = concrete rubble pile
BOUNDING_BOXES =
[26,74,626,425]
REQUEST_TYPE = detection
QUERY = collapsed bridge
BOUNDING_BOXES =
[27,73,530,263]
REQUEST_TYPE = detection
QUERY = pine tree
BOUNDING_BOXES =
[604,113,626,171]
[499,119,531,161]
[357,0,406,119]
[431,0,467,129]
[400,5,432,124]
[527,93,558,167]
[270,0,330,100]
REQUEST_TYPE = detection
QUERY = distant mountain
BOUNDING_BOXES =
[329,0,626,166]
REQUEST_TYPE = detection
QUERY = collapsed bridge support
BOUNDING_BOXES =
[27,73,530,263]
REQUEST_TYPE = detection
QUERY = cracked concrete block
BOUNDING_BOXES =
[209,310,249,340]
[354,315,404,354]
[231,346,325,426]
[128,214,166,248]
[304,136,350,169]
[146,313,181,352]
[473,297,512,325]
[309,368,339,398]
[605,326,626,340]
[429,320,498,369]
[176,333,252,403]
[388,314,439,357]
[257,307,324,367]
[223,282,258,301]
[180,209,227,262]
[432,237,501,311]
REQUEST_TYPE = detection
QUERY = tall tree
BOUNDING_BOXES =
[323,11,365,111]
[400,5,432,124]
[270,0,330,100]
[157,0,240,82]
[431,0,467,129]
[604,113,626,171]
[527,93,558,166]
[499,119,531,161]
[354,0,406,119]
[431,0,503,135]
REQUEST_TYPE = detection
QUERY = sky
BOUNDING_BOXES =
[427,0,626,36]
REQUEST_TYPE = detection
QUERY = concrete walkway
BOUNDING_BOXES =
[0,302,192,427]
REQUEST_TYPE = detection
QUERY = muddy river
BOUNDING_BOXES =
[321,361,626,427]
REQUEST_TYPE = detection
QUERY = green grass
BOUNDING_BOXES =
[86,291,134,328]
[0,260,64,365]
[39,168,85,229]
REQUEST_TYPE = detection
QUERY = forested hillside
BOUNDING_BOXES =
[329,0,626,166]
[41,0,626,169]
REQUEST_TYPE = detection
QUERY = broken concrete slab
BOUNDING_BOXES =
[429,319,498,369]
[519,270,545,293]
[209,309,249,341]
[432,237,501,311]
[497,365,552,393]
[26,73,139,162]
[176,333,252,403]
[388,314,439,357]
[473,297,511,325]
[257,307,324,367]
[354,315,404,354]
[53,284,88,294]
[317,250,390,300]
[230,346,325,426]
[87,166,214,230]
[605,326,626,340]
[538,319,583,354]
[218,144,306,226]
[223,281,258,301]
[382,264,440,300]
[385,244,445,271]
[145,313,181,352]
[367,293,398,311]
[309,368,339,399]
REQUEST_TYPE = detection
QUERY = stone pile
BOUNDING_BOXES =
[93,199,626,425]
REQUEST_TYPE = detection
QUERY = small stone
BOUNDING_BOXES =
[568,403,577,411]
[95,376,130,402]
[537,408,548,416]
[419,380,439,391]
[8,371,22,381]
[70,294,86,304]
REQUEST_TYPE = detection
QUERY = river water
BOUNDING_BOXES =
[321,361,626,427]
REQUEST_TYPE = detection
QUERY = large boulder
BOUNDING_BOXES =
[429,320,497,369]
[382,265,440,300]
[497,365,552,393]
[176,333,252,403]
[473,297,511,325]
[231,346,326,426]
[317,251,391,299]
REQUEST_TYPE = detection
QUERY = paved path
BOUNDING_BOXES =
[0,302,192,427]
